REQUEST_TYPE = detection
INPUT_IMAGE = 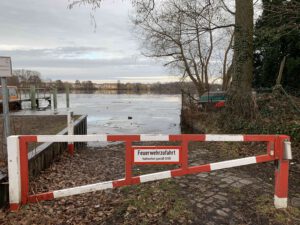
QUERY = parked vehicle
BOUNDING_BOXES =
[199,91,226,108]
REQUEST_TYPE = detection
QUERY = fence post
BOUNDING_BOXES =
[67,111,74,155]
[30,85,36,110]
[53,88,57,112]
[274,136,291,208]
[66,85,70,109]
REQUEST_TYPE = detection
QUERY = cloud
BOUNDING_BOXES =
[0,0,175,82]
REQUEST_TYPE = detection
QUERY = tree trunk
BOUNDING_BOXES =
[275,55,287,86]
[226,0,256,119]
[222,32,234,91]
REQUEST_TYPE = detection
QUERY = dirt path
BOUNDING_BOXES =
[1,142,300,225]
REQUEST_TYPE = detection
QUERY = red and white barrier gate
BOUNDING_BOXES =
[7,134,292,211]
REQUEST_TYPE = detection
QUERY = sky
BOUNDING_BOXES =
[0,0,177,83]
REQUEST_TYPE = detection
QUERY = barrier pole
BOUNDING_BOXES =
[67,111,74,155]
[274,136,291,208]
[7,136,21,211]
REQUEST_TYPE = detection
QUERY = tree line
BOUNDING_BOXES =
[7,69,217,94]
[6,69,96,91]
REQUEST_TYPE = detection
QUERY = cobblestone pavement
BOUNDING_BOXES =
[170,145,281,225]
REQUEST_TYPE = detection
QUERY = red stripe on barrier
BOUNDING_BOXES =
[19,136,37,205]
[10,203,20,211]
[107,135,141,142]
[169,134,205,142]
[68,144,74,155]
[171,164,211,177]
[243,135,276,142]
[171,169,186,177]
[27,192,54,203]
[188,164,211,174]
[113,177,141,188]
[255,154,275,163]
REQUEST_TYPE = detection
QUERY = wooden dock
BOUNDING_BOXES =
[0,87,52,112]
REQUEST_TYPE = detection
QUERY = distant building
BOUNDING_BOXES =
[99,83,119,90]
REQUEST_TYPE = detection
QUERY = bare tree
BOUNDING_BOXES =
[222,30,234,91]
[13,69,42,88]
[133,0,233,96]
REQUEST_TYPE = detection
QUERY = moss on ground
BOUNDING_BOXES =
[117,179,192,224]
[256,194,300,224]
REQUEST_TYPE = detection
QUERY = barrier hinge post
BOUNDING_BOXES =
[274,136,291,209]
[67,111,75,155]
[7,136,21,211]
[283,141,292,160]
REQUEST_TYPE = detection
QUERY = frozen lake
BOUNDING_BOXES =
[14,93,181,135]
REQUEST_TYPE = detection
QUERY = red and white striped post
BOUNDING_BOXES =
[274,136,292,208]
[67,111,74,155]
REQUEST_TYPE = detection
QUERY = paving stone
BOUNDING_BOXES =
[219,184,229,188]
[197,173,209,178]
[179,183,187,188]
[222,208,231,213]
[221,178,234,184]
[229,176,241,181]
[214,200,227,206]
[216,173,228,178]
[218,192,228,196]
[204,191,215,197]
[291,198,300,208]
[206,206,215,213]
[196,197,205,202]
[216,209,228,217]
[239,179,253,185]
[213,194,228,201]
[231,182,245,188]
[203,197,214,204]
[196,203,204,208]
[251,184,262,190]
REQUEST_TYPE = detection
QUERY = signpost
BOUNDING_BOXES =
[0,56,12,157]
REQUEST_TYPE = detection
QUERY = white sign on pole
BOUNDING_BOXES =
[134,148,180,163]
[0,57,12,77]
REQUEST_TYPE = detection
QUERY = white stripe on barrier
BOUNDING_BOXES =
[53,181,113,198]
[37,135,107,143]
[210,156,256,171]
[7,136,21,206]
[140,171,171,183]
[274,195,288,209]
[140,134,169,141]
[205,135,244,142]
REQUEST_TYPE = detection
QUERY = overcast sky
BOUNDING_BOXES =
[0,0,177,83]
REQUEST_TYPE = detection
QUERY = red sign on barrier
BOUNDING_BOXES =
[133,146,181,164]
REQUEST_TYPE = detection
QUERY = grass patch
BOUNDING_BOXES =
[116,179,192,224]
[256,194,300,224]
